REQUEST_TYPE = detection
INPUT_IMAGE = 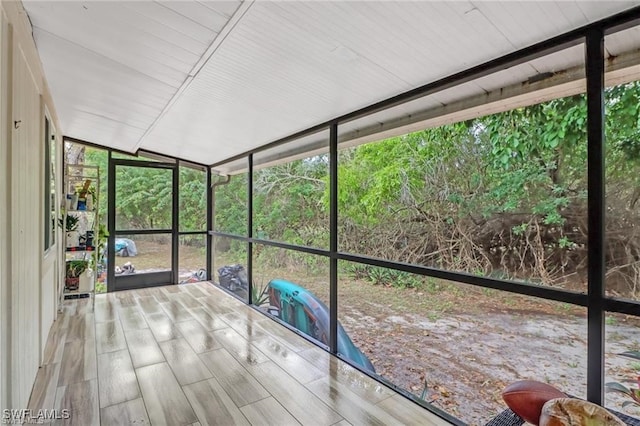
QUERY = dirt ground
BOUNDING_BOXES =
[112,240,206,279]
[252,265,640,425]
[97,241,206,292]
[339,288,640,424]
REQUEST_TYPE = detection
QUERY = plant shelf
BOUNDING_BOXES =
[66,246,95,252]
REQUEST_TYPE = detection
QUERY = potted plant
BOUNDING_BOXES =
[59,213,80,248]
[65,259,88,291]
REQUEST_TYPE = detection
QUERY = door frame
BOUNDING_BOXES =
[107,156,179,291]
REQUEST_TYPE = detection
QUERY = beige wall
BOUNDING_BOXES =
[0,0,63,411]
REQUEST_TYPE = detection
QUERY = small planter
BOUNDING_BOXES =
[65,277,79,291]
[66,260,88,292]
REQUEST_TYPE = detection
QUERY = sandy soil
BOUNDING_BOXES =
[112,240,206,277]
[336,286,640,425]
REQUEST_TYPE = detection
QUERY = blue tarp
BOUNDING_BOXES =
[114,238,137,257]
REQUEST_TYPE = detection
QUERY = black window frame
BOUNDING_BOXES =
[209,7,640,425]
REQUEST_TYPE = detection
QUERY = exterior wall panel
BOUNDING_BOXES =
[40,253,55,360]
[11,45,42,408]
[0,0,63,411]
[0,6,10,414]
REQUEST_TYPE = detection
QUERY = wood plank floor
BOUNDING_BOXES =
[29,282,451,426]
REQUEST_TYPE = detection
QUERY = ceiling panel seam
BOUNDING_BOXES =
[67,107,149,130]
[120,2,215,49]
[132,0,255,153]
[33,26,179,91]
[153,1,223,33]
[269,2,414,89]
[470,1,518,51]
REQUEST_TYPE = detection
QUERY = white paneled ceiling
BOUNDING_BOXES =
[24,0,241,152]
[22,1,640,165]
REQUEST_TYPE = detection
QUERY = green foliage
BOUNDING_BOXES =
[334,123,478,226]
[214,174,247,236]
[83,148,209,233]
[65,260,88,278]
[115,166,173,229]
[253,157,328,247]
[479,95,587,222]
[606,351,640,408]
[512,223,528,236]
[346,264,422,289]
[251,280,270,307]
[179,167,207,231]
[558,236,574,249]
[59,213,79,231]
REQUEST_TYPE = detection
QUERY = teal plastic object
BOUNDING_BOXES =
[267,278,375,373]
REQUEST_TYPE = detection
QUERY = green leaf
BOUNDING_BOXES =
[620,351,640,360]
[605,382,633,396]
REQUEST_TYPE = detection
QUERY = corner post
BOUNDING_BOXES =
[586,27,606,405]
[329,123,338,353]
[247,154,254,305]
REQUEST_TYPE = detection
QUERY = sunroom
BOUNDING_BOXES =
[2,1,640,425]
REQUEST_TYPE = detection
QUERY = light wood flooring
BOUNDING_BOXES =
[28,282,451,425]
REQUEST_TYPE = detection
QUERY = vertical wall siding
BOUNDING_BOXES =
[40,253,55,360]
[10,45,42,408]
[0,7,10,412]
[0,0,64,410]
